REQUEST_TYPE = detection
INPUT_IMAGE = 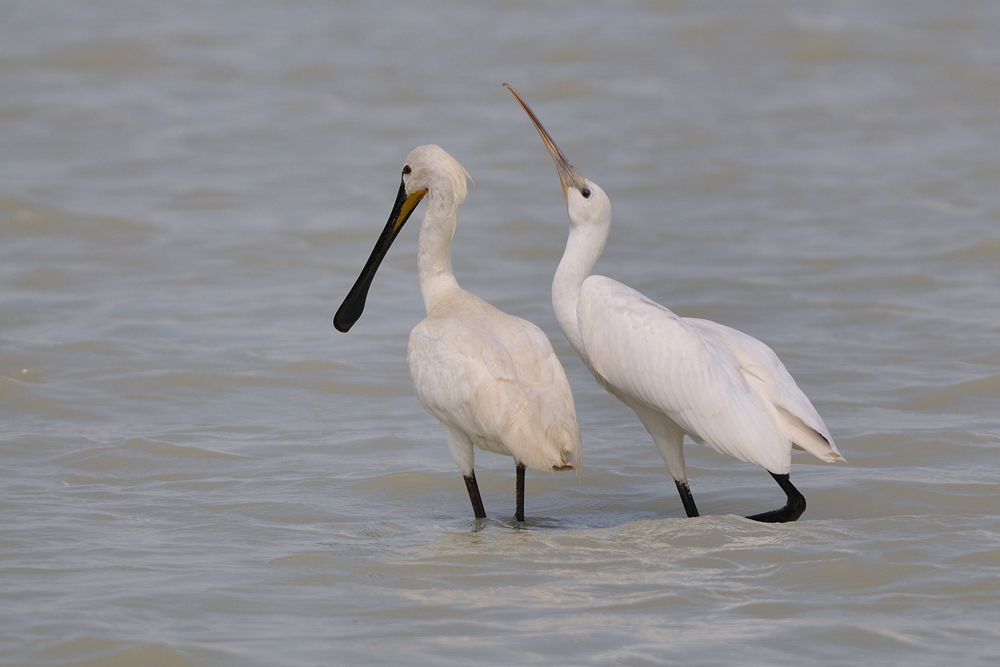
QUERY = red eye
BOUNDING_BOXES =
[402,165,411,175]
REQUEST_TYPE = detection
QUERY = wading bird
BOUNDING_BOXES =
[334,145,581,522]
[505,85,843,522]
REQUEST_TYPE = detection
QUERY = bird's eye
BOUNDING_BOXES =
[581,187,591,199]
[402,165,411,174]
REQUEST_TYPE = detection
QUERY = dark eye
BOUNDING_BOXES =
[581,187,591,199]
[402,165,411,175]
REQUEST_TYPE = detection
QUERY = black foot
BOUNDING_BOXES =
[675,479,700,517]
[464,472,486,520]
[515,462,526,523]
[746,472,806,523]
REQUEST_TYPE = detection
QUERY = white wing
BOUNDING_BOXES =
[578,276,828,473]
[408,292,581,473]
[685,318,843,462]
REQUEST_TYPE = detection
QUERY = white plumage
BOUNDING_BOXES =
[409,299,581,475]
[506,85,842,522]
[335,145,581,522]
[579,278,839,472]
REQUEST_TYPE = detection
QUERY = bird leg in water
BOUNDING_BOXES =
[464,472,487,520]
[515,462,526,523]
[674,480,700,518]
[746,472,806,523]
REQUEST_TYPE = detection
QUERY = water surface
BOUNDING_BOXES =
[2,1,1000,665]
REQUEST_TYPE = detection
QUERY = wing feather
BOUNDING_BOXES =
[686,318,843,462]
[578,276,791,472]
[408,293,581,473]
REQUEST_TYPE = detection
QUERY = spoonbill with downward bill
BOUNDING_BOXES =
[334,144,581,522]
[505,85,843,522]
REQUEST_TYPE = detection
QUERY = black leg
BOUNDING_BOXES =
[746,472,806,523]
[515,462,526,523]
[464,472,486,519]
[675,479,700,517]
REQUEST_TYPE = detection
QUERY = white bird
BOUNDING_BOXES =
[506,85,844,522]
[334,145,581,522]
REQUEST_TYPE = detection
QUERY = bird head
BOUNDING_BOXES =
[504,84,611,231]
[334,145,469,332]
[402,144,470,209]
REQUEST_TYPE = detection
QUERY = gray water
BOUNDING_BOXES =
[2,1,1000,665]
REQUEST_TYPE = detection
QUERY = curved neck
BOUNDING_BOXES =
[552,219,609,359]
[417,192,461,312]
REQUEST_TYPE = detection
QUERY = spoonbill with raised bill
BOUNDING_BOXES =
[505,84,843,522]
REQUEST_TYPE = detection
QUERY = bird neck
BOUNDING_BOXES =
[552,220,609,358]
[417,194,461,313]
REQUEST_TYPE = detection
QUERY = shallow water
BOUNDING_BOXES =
[2,1,1000,665]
